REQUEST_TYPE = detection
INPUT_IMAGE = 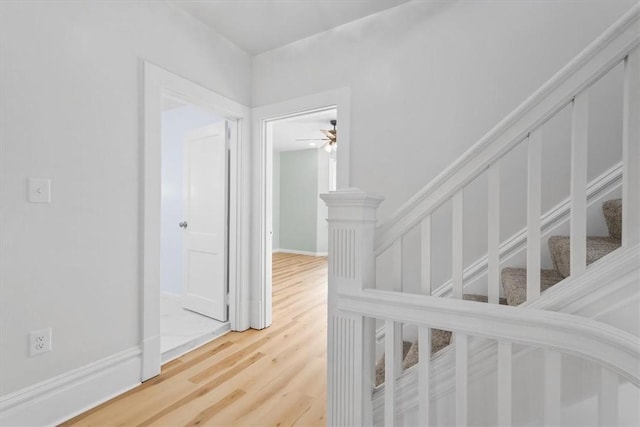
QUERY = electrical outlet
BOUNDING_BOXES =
[28,178,51,203]
[29,328,52,357]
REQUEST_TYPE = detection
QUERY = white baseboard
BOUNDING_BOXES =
[0,346,142,426]
[273,248,328,256]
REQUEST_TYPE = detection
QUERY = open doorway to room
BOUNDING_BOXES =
[252,88,349,332]
[143,62,249,382]
[158,95,232,363]
[265,108,337,330]
[271,109,337,257]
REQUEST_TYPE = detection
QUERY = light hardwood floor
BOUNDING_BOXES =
[63,253,328,426]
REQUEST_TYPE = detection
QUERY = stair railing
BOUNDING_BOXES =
[376,3,639,301]
[322,4,640,426]
[345,286,640,426]
[323,189,640,426]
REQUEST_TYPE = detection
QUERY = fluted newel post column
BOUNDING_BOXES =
[321,188,384,427]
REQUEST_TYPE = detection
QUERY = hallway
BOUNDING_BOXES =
[63,253,328,426]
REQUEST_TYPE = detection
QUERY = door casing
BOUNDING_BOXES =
[142,62,250,381]
[251,88,351,330]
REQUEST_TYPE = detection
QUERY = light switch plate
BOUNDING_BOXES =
[28,178,51,203]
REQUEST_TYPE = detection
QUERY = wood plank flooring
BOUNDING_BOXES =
[63,253,328,427]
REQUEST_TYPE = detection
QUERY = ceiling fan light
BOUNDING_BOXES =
[324,143,333,153]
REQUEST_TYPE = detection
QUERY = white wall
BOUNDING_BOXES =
[253,0,636,293]
[0,0,250,396]
[252,0,635,221]
[160,104,223,295]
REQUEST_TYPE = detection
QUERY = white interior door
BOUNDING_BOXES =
[181,121,228,321]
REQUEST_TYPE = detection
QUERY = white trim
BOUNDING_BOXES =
[161,328,231,365]
[371,245,640,420]
[143,62,251,381]
[374,4,640,255]
[340,286,640,386]
[273,248,328,257]
[0,347,141,426]
[251,88,351,330]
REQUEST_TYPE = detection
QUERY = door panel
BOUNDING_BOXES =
[182,121,228,321]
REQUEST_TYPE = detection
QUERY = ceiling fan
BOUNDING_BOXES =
[296,119,337,152]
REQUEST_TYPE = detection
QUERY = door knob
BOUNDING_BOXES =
[179,221,188,229]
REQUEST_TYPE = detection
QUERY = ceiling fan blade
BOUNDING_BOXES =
[320,129,336,140]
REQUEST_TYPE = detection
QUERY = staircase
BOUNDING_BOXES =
[322,5,640,427]
[374,198,624,384]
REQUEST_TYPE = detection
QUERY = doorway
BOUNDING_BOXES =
[142,62,251,381]
[159,97,231,363]
[271,109,337,257]
[252,88,350,330]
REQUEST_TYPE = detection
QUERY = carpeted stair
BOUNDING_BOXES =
[503,199,622,303]
[375,294,507,385]
[375,199,622,387]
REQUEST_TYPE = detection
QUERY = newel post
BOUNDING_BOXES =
[320,188,384,427]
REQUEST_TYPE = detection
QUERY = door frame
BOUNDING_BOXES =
[142,62,250,381]
[251,88,351,330]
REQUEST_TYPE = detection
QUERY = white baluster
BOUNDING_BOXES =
[385,319,400,427]
[623,48,640,247]
[418,326,431,426]
[421,216,432,295]
[391,238,403,376]
[544,350,562,426]
[362,316,376,425]
[321,189,384,426]
[488,163,501,304]
[419,216,432,425]
[455,333,468,427]
[598,368,619,426]
[527,129,542,301]
[452,191,464,299]
[571,92,589,277]
[498,341,512,427]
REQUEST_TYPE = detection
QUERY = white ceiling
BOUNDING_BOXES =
[272,108,337,152]
[169,0,411,55]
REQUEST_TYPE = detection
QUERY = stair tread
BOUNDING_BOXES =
[375,198,625,388]
[501,267,564,306]
[375,294,507,385]
[374,341,413,387]
[548,235,621,278]
[602,199,622,240]
[461,293,508,304]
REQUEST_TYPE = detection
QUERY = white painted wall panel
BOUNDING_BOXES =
[0,0,250,396]
[253,0,635,292]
